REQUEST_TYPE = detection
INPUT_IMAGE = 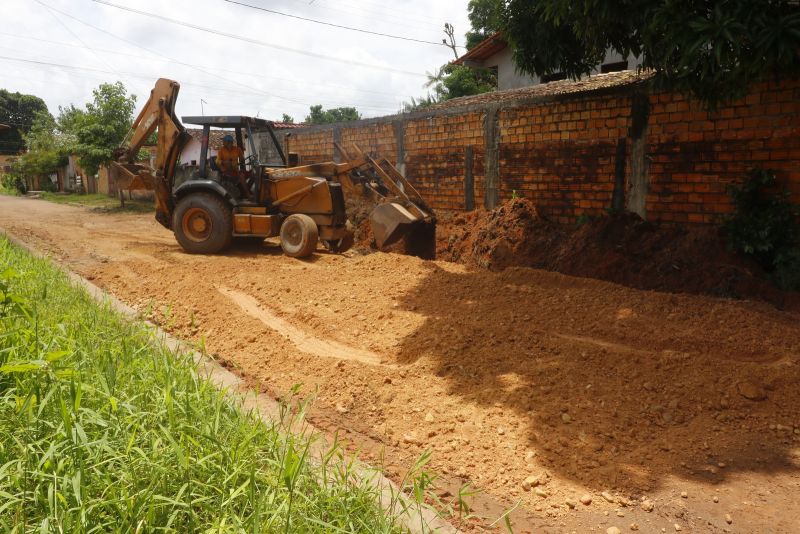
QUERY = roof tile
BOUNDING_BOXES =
[425,70,654,111]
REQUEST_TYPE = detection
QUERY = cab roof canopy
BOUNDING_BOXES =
[181,116,275,131]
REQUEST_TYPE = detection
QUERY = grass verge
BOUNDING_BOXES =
[38,192,153,213]
[0,235,408,532]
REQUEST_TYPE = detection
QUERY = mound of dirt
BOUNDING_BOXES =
[438,198,797,308]
[345,196,376,250]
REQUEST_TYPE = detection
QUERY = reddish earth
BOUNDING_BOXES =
[2,195,800,533]
[436,198,798,311]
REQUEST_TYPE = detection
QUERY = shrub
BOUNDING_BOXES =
[722,168,800,290]
[1,172,26,194]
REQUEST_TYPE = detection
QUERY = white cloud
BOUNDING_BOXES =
[1,0,471,122]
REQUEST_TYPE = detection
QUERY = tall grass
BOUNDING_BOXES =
[0,236,406,532]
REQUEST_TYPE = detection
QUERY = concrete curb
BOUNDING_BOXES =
[0,228,458,534]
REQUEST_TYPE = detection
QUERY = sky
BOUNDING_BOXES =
[0,0,471,123]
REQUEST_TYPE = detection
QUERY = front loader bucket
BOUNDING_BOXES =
[370,202,436,259]
[403,218,436,260]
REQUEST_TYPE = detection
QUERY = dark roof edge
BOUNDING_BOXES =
[453,32,506,65]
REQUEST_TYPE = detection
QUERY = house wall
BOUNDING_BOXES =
[493,47,538,90]
[485,47,642,91]
[282,79,800,225]
[179,138,219,166]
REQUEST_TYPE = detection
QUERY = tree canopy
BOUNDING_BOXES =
[465,0,503,49]
[70,82,137,175]
[16,110,68,177]
[426,64,497,101]
[4,81,137,186]
[502,0,800,105]
[304,105,361,125]
[0,89,49,155]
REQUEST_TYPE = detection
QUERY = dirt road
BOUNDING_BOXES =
[2,195,799,533]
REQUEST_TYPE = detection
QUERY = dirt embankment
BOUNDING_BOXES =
[436,198,798,309]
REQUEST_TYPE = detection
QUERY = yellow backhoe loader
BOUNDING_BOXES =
[113,78,435,258]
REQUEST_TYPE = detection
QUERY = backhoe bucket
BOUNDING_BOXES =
[370,202,436,259]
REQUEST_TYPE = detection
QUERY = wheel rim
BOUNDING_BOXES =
[283,219,304,248]
[182,207,213,242]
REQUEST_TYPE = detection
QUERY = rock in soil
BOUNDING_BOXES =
[521,475,541,491]
[737,380,767,401]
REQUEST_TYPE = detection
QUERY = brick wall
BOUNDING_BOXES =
[404,112,486,211]
[646,84,800,224]
[283,78,800,224]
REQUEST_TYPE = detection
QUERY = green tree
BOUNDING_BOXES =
[71,82,137,175]
[280,113,295,124]
[426,64,497,101]
[304,105,361,125]
[6,107,79,192]
[18,110,68,176]
[56,104,85,133]
[0,89,49,155]
[502,0,800,106]
[465,0,503,49]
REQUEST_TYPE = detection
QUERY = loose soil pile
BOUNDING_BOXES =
[437,198,797,309]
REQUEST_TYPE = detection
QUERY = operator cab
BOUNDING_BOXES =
[180,115,296,204]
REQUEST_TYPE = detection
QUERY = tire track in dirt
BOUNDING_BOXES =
[218,286,388,366]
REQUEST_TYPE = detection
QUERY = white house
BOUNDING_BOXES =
[180,128,224,166]
[454,32,642,91]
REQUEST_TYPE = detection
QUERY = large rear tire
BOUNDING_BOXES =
[173,192,233,254]
[280,214,318,258]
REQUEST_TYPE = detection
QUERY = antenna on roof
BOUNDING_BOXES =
[200,98,207,116]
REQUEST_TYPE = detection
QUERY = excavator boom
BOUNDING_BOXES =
[113,78,190,228]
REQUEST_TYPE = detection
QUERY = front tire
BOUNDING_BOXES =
[173,192,233,254]
[280,214,318,258]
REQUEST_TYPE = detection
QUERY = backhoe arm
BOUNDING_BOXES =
[113,78,191,228]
